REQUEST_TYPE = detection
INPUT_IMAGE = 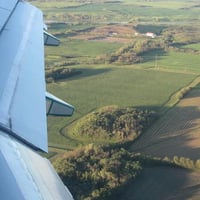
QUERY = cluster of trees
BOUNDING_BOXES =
[45,13,111,25]
[53,144,198,200]
[53,145,142,200]
[72,106,157,141]
[94,39,165,65]
[94,25,200,65]
[45,67,81,82]
[164,156,200,170]
[163,25,200,46]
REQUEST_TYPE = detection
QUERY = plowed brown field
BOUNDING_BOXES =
[131,88,200,160]
[129,88,200,199]
[70,24,137,43]
[120,167,200,200]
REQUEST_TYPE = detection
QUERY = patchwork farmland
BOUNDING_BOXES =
[30,0,200,199]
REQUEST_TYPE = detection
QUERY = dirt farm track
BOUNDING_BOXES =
[131,87,200,160]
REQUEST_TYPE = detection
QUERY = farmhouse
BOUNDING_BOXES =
[145,32,156,38]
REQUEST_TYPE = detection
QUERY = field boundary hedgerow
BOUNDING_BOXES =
[161,75,200,113]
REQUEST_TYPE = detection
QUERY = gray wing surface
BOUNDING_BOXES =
[0,0,47,151]
[0,0,18,32]
[0,1,74,199]
[0,130,74,200]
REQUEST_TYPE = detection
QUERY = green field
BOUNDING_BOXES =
[139,51,200,73]
[47,65,197,149]
[45,39,122,65]
[183,43,200,51]
[31,0,200,24]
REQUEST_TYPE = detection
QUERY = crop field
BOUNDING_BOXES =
[47,38,123,56]
[183,43,200,51]
[47,67,197,149]
[131,86,200,160]
[139,51,200,73]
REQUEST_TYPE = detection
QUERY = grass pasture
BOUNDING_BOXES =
[47,66,197,149]
[183,43,200,51]
[45,39,123,66]
[139,51,200,73]
[47,39,122,57]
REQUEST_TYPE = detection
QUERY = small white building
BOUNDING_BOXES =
[145,32,156,38]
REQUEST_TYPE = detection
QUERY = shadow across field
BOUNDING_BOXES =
[118,167,200,200]
[139,49,167,64]
[67,67,113,80]
[135,24,167,34]
[183,86,200,98]
[130,88,200,160]
[49,67,113,83]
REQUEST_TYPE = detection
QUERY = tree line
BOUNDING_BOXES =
[53,144,197,200]
[45,67,81,82]
[53,145,149,200]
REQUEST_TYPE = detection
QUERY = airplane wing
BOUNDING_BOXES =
[0,0,74,199]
